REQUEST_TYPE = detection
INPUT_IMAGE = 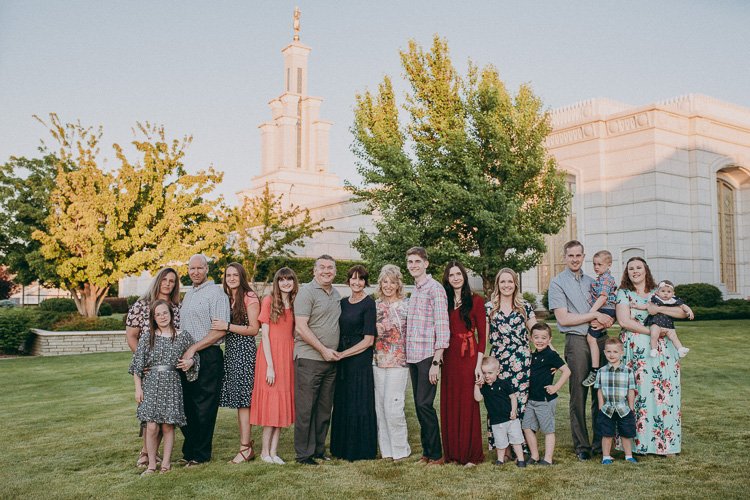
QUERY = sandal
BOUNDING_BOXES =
[160,464,172,474]
[136,451,149,468]
[140,467,157,477]
[230,440,256,463]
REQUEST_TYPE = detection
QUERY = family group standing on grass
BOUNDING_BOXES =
[125,240,690,475]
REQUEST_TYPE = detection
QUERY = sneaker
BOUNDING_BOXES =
[625,457,638,464]
[261,455,275,464]
[678,347,690,358]
[527,458,538,465]
[650,348,658,358]
[272,455,286,465]
[537,460,553,466]
[582,370,597,387]
[601,458,614,465]
[516,460,527,468]
[494,460,504,466]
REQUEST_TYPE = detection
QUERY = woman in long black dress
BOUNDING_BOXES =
[330,265,377,461]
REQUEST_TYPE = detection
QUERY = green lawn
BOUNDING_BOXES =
[1,321,748,499]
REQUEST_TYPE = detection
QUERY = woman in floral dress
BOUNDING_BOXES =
[615,257,685,455]
[485,268,536,451]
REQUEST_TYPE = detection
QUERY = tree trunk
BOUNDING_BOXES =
[69,283,110,317]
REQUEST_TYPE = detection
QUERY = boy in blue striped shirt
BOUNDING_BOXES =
[594,337,637,464]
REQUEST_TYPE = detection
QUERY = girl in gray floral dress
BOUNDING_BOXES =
[130,300,199,475]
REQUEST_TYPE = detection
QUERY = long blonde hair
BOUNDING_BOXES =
[142,267,180,306]
[489,268,527,320]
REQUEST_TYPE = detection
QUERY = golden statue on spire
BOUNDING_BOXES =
[293,7,301,41]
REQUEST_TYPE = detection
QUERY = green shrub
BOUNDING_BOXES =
[522,291,537,309]
[688,301,750,321]
[673,283,722,308]
[0,308,37,354]
[103,297,129,314]
[97,302,113,316]
[51,316,125,331]
[39,298,78,312]
[127,295,140,307]
[542,289,549,310]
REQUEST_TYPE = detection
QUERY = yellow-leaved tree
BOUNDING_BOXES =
[33,114,227,317]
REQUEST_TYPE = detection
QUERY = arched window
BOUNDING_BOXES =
[538,174,577,291]
[717,178,737,292]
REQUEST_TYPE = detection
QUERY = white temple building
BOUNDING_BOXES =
[240,29,750,299]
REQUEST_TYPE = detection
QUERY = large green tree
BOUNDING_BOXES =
[221,183,330,282]
[0,154,72,286]
[33,115,227,316]
[349,36,571,293]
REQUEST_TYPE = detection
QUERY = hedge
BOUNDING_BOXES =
[686,301,750,321]
[0,309,65,354]
[103,297,129,314]
[39,298,78,312]
[51,316,125,332]
[98,302,113,316]
[673,283,723,308]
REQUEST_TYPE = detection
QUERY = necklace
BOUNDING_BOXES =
[349,293,367,304]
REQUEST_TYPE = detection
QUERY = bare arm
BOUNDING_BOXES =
[510,393,518,420]
[260,323,275,385]
[681,304,695,320]
[295,316,340,362]
[339,335,374,358]
[210,297,260,336]
[126,326,140,353]
[589,295,608,313]
[474,383,483,402]
[134,374,143,403]
[627,388,635,411]
[616,302,650,335]
[597,387,604,408]
[554,308,613,329]
[646,302,689,319]
[182,329,226,360]
[546,364,571,395]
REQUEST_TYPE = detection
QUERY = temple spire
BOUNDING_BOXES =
[293,7,301,41]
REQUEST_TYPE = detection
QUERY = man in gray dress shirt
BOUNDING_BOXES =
[548,240,614,461]
[177,254,230,466]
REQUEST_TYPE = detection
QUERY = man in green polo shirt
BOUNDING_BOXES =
[293,254,342,465]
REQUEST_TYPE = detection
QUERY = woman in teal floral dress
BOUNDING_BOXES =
[615,257,686,455]
[485,268,536,450]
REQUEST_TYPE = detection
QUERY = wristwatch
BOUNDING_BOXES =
[431,359,443,367]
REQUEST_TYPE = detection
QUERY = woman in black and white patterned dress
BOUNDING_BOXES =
[213,263,260,463]
[124,267,181,468]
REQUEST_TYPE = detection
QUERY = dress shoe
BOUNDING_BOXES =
[296,457,318,465]
[427,457,445,465]
[313,454,332,462]
[417,456,430,464]
[576,451,591,461]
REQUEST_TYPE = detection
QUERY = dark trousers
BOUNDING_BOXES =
[294,357,337,461]
[409,357,442,460]
[565,334,606,454]
[180,345,223,463]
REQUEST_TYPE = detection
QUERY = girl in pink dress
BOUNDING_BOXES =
[249,267,299,464]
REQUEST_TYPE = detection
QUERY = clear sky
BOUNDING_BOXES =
[2,0,748,203]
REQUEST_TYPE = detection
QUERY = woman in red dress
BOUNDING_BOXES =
[440,261,487,465]
[249,267,298,465]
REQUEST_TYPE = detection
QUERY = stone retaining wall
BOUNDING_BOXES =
[31,329,129,356]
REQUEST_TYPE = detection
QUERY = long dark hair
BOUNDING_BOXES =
[148,299,176,349]
[223,262,256,325]
[271,267,299,323]
[620,257,657,292]
[442,260,473,330]
[142,267,180,305]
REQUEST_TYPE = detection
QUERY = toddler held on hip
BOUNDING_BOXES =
[632,280,693,358]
